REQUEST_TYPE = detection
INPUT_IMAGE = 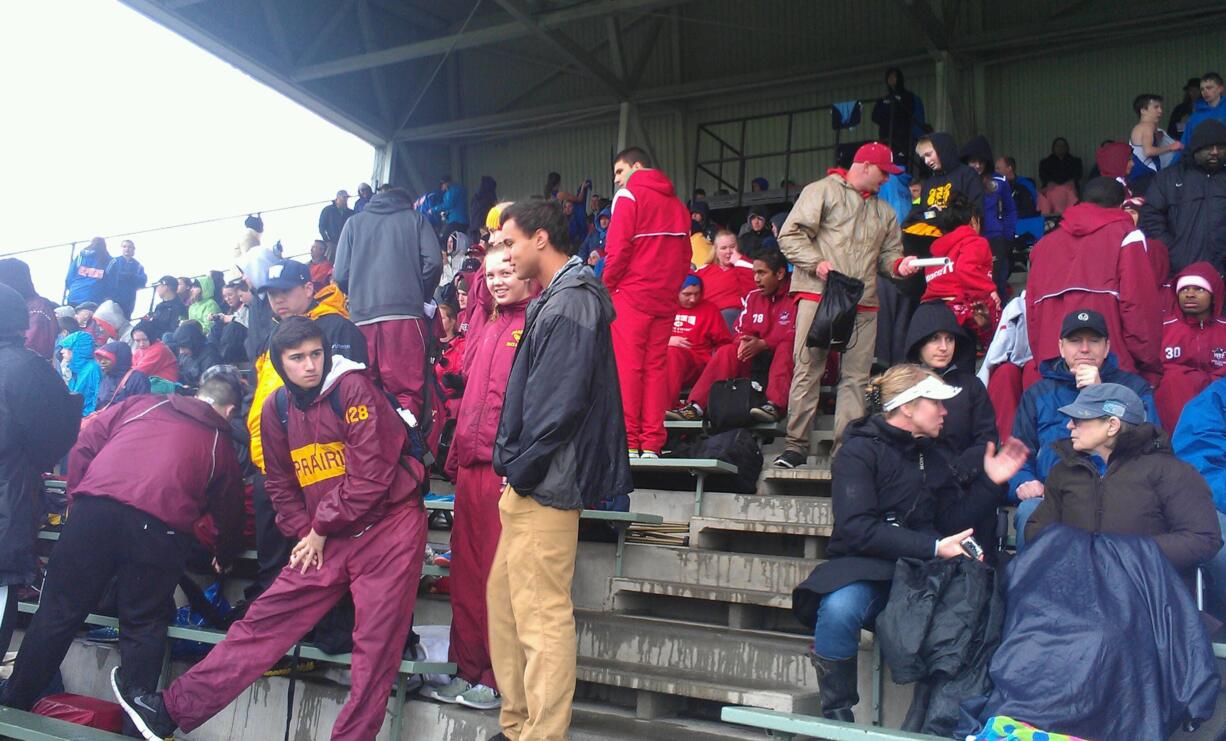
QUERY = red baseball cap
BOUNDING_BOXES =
[853,142,904,175]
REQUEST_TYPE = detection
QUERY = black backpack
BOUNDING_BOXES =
[806,270,865,351]
[706,378,766,433]
[676,429,763,494]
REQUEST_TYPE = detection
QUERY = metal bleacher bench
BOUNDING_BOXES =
[423,500,663,576]
[721,706,946,741]
[0,705,131,741]
[628,457,738,516]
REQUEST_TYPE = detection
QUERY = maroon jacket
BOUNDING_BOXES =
[451,296,529,471]
[67,394,245,563]
[734,278,796,352]
[1157,262,1226,430]
[1026,202,1164,386]
[260,358,422,539]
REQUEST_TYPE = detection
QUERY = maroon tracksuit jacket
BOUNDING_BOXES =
[1157,262,1226,431]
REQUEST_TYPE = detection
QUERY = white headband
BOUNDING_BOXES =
[1176,275,1214,294]
[883,375,962,412]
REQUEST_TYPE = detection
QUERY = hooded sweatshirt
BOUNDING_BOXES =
[672,297,731,366]
[871,67,926,155]
[172,322,221,387]
[57,331,102,416]
[579,207,611,263]
[603,168,693,318]
[94,341,150,410]
[131,321,179,382]
[904,302,998,483]
[906,132,985,234]
[1156,262,1226,431]
[187,275,222,335]
[1179,96,1226,157]
[334,189,444,325]
[65,243,110,305]
[452,295,529,469]
[959,135,1017,240]
[1026,202,1164,385]
[0,258,57,359]
[260,352,421,540]
[922,225,997,303]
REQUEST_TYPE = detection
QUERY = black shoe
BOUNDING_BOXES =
[773,450,806,469]
[750,402,781,423]
[808,651,858,722]
[110,667,176,740]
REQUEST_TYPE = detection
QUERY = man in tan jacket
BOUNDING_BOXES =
[775,143,918,468]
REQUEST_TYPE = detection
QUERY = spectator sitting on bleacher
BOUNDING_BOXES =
[114,317,429,741]
[144,275,188,342]
[3,374,244,714]
[1010,310,1160,550]
[792,364,1027,722]
[171,320,220,388]
[1025,382,1221,591]
[995,156,1038,218]
[578,207,610,265]
[425,239,532,711]
[208,278,250,365]
[1173,375,1226,620]
[1026,177,1164,387]
[920,192,1000,349]
[669,248,794,424]
[663,275,732,418]
[94,341,151,409]
[738,207,772,255]
[1155,263,1226,432]
[129,320,179,383]
[697,230,757,328]
[57,330,101,416]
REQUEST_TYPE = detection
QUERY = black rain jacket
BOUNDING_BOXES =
[1139,158,1226,275]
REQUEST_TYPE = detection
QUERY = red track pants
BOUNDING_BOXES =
[163,503,427,740]
[611,294,671,454]
[359,317,429,418]
[449,463,503,689]
[687,343,794,411]
[664,347,704,409]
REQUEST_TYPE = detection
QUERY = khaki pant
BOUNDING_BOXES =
[487,486,581,741]
[786,301,878,455]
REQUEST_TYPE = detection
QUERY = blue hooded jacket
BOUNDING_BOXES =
[439,182,469,226]
[1173,376,1226,513]
[65,244,110,305]
[579,207,611,262]
[57,331,102,416]
[1009,354,1160,500]
[1178,97,1226,163]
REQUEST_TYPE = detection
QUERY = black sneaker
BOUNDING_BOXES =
[750,402,780,423]
[773,450,807,469]
[111,667,176,741]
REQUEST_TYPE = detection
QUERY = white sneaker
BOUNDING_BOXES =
[456,683,501,710]
[639,451,660,459]
[420,676,471,704]
[628,449,640,459]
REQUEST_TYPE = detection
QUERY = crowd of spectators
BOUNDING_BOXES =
[1,66,1226,740]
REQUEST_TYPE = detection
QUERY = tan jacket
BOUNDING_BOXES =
[777,174,904,307]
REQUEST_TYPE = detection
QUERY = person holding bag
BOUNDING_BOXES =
[776,142,921,468]
[791,364,1028,722]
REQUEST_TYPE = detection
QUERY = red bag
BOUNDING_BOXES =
[31,693,125,732]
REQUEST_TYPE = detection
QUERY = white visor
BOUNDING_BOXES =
[883,375,961,412]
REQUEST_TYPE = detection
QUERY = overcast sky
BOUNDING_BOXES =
[1,0,375,306]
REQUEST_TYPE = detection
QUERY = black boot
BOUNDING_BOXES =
[808,651,859,722]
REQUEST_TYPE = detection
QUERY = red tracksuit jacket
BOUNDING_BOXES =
[697,262,757,311]
[734,278,796,351]
[922,225,996,303]
[68,394,245,563]
[603,168,692,318]
[1025,203,1163,385]
[1157,262,1226,429]
[452,297,528,469]
[672,299,731,365]
[260,358,420,539]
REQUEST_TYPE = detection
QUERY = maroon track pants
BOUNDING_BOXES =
[448,462,503,689]
[163,504,427,740]
[359,317,429,418]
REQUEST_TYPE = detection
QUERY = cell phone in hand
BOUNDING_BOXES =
[960,536,984,561]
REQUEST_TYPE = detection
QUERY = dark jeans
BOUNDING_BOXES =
[811,581,890,660]
[1,496,188,710]
[249,473,292,598]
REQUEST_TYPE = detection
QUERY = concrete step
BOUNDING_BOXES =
[759,465,833,496]
[621,544,820,594]
[628,489,834,528]
[689,515,831,558]
[576,609,814,688]
[611,577,789,610]
[577,657,820,715]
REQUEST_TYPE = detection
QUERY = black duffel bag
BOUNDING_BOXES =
[806,270,865,351]
[706,378,766,433]
[669,428,763,494]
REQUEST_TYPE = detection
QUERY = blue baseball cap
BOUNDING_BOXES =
[1058,382,1146,424]
[260,260,312,293]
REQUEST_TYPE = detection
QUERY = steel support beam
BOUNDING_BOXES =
[356,0,394,129]
[492,0,629,99]
[295,0,358,67]
[293,0,688,82]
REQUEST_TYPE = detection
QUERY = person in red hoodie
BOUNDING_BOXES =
[3,376,245,713]
[425,241,533,710]
[1156,262,1226,431]
[663,274,732,409]
[670,247,796,423]
[1025,177,1163,387]
[697,230,758,327]
[921,191,1001,349]
[114,317,428,741]
[603,147,693,458]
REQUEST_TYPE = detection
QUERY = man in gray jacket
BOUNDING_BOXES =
[334,187,443,417]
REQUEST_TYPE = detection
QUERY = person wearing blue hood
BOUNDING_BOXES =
[579,207,611,263]
[94,341,150,411]
[1178,72,1226,160]
[65,237,112,306]
[57,331,103,416]
[438,175,469,237]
